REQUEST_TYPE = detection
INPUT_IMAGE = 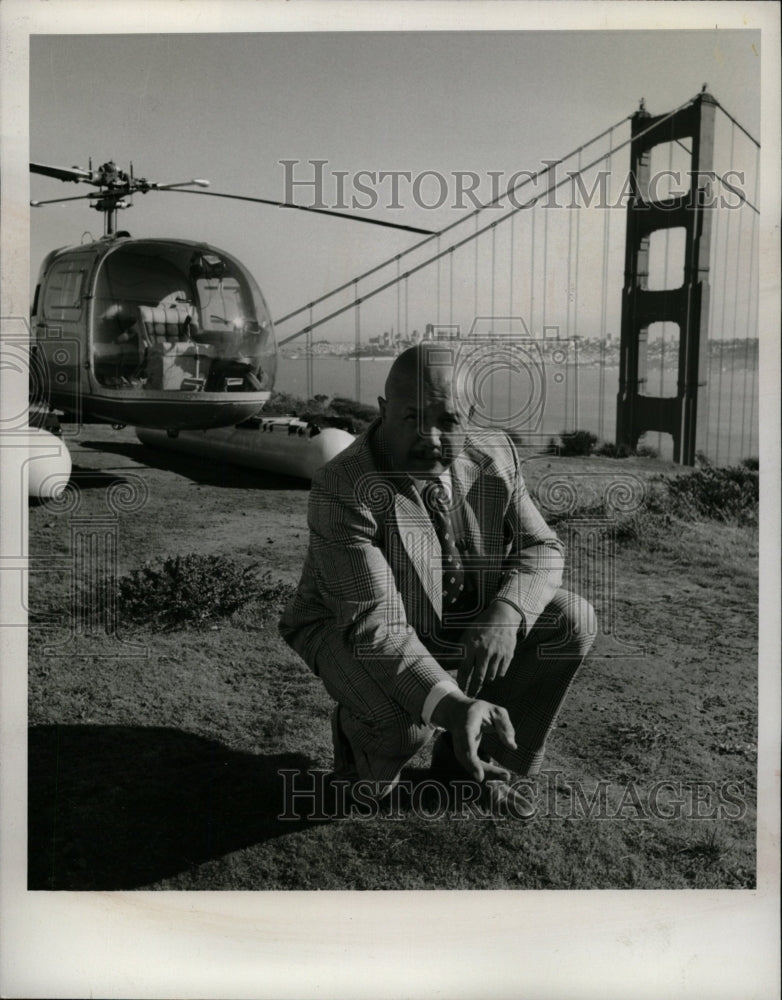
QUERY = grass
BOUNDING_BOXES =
[26,425,758,890]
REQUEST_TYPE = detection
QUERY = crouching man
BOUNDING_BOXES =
[279,344,597,817]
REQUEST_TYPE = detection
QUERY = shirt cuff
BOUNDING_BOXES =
[493,597,526,634]
[421,678,460,727]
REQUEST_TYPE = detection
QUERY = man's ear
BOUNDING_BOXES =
[378,396,387,421]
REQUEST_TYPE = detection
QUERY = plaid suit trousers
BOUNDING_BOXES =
[313,586,597,787]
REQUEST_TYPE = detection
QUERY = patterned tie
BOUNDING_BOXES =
[421,480,469,619]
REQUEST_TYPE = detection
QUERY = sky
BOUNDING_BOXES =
[29,29,763,343]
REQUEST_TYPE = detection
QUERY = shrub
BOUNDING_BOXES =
[559,430,597,456]
[118,553,295,630]
[663,466,758,523]
[326,396,379,431]
[595,441,634,459]
[262,391,377,433]
[547,465,757,548]
[740,456,759,471]
[594,439,659,459]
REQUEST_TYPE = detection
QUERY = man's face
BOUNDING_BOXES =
[379,372,467,477]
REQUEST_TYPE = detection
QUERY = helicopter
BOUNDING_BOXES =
[29,159,435,433]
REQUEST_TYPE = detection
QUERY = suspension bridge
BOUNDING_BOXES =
[273,90,760,466]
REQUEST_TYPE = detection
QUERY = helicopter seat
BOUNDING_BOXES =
[139,304,209,390]
[138,303,198,345]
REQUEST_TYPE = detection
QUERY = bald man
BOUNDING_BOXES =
[280,344,596,816]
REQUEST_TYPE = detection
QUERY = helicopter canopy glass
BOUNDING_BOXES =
[91,240,276,393]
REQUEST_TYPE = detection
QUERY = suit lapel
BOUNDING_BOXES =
[451,445,508,555]
[393,491,442,619]
[368,420,442,617]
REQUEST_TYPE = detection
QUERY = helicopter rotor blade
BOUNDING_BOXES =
[30,192,102,207]
[161,188,437,236]
[148,179,210,191]
[30,161,94,183]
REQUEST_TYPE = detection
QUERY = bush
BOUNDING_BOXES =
[740,456,759,471]
[326,396,379,431]
[262,391,377,433]
[663,466,758,523]
[118,553,295,630]
[263,390,309,417]
[595,441,634,459]
[547,464,757,547]
[559,430,598,456]
[594,439,659,459]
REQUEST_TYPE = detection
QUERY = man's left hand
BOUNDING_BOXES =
[457,600,523,697]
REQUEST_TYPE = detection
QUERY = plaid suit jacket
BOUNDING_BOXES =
[279,420,564,723]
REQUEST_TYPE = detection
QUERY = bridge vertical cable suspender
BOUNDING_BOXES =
[566,176,574,344]
[598,132,613,441]
[740,143,760,459]
[725,136,743,455]
[354,284,361,402]
[404,274,409,342]
[658,138,675,454]
[437,235,442,328]
[566,179,575,436]
[508,212,515,423]
[714,121,737,465]
[449,247,454,330]
[542,194,549,336]
[490,224,496,324]
[703,187,719,459]
[529,206,536,335]
[474,215,479,320]
[307,305,314,399]
[573,149,582,372]
[509,209,515,320]
[396,257,401,345]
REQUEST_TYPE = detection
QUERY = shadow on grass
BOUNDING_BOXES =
[29,724,323,890]
[78,439,309,490]
[28,467,135,506]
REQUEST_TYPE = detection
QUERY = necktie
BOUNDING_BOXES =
[421,480,469,618]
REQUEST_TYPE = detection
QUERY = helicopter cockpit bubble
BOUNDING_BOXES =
[91,240,277,394]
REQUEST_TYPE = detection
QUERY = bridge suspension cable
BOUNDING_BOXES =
[273,113,633,328]
[278,94,701,345]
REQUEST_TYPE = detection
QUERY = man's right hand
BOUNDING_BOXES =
[430,690,517,781]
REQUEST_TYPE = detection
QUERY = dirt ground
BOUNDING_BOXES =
[27,424,758,890]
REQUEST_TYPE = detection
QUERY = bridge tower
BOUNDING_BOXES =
[616,91,717,464]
